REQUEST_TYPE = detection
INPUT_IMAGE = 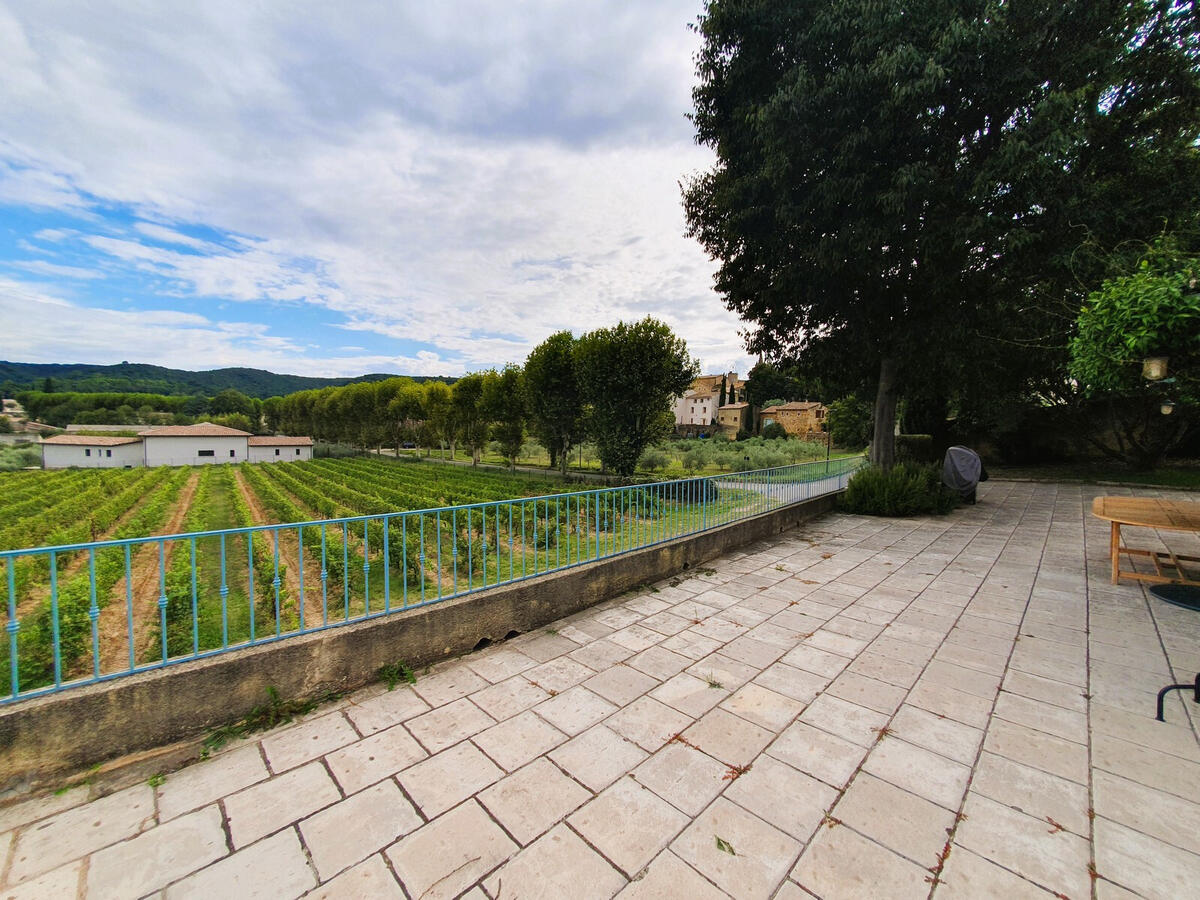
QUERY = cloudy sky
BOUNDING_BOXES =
[0,1,752,379]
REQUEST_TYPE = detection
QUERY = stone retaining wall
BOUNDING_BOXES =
[0,492,838,794]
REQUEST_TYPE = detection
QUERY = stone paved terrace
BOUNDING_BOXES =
[2,480,1200,899]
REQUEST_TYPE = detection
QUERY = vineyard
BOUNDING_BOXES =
[0,455,860,700]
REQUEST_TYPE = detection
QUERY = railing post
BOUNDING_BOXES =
[7,559,19,698]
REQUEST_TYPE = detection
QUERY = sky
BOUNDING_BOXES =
[0,2,754,380]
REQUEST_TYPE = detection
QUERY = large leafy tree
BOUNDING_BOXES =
[684,0,1200,467]
[452,373,489,465]
[575,318,698,475]
[482,365,527,470]
[524,331,585,475]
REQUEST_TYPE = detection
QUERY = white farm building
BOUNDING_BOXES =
[41,423,313,469]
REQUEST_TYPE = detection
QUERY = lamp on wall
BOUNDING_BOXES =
[1143,356,1169,381]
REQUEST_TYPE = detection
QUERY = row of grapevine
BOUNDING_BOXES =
[6,466,192,694]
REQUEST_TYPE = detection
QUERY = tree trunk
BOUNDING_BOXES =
[559,435,570,477]
[869,356,899,469]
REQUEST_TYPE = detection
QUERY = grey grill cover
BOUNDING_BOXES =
[942,446,982,498]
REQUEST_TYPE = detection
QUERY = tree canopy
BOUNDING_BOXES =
[575,318,699,475]
[524,331,585,475]
[684,0,1200,467]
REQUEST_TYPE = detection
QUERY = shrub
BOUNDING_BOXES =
[761,421,787,440]
[839,463,959,517]
[638,448,669,471]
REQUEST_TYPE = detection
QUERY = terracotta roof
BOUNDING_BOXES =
[42,435,143,446]
[720,402,749,409]
[248,436,314,446]
[139,422,251,437]
[773,401,824,411]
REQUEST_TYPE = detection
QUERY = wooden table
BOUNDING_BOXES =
[1092,496,1200,586]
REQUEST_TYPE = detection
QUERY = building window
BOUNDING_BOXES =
[85,448,91,457]
[106,449,112,458]
[198,450,215,457]
[295,448,301,456]
[275,448,280,456]
[229,450,236,458]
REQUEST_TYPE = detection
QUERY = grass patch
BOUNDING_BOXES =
[201,686,340,757]
[378,660,417,690]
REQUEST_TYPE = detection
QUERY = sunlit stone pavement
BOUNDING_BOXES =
[2,480,1199,899]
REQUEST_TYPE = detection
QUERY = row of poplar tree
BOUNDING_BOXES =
[266,318,698,476]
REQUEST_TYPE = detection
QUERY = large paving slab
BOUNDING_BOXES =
[2,480,1199,898]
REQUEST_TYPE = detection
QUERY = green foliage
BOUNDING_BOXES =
[1068,237,1200,468]
[684,0,1200,468]
[760,421,787,441]
[0,444,40,471]
[482,365,526,469]
[210,413,255,433]
[826,397,872,449]
[378,660,417,690]
[208,388,256,418]
[524,331,585,476]
[840,464,959,517]
[895,435,936,464]
[0,361,412,399]
[637,448,670,472]
[0,415,11,433]
[575,318,699,476]
[202,686,341,757]
[1070,237,1200,401]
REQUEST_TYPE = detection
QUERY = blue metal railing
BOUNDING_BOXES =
[0,456,863,704]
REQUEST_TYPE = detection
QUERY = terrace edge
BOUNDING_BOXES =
[0,490,839,797]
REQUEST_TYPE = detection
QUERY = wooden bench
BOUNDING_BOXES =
[1092,496,1200,586]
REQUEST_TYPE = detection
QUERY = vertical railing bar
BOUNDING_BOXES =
[496,501,502,582]
[272,529,281,637]
[532,502,538,575]
[219,533,229,649]
[451,508,458,598]
[298,525,306,632]
[342,522,349,621]
[157,542,167,667]
[436,510,443,600]
[420,516,427,603]
[123,544,133,672]
[6,559,18,698]
[383,517,391,614]
[465,509,471,593]
[508,502,514,582]
[320,524,328,626]
[88,548,100,679]
[248,531,256,643]
[190,538,198,656]
[362,521,370,616]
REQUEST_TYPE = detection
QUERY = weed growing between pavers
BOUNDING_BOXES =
[201,685,341,757]
[378,660,417,690]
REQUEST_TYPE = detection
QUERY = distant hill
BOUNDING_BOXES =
[0,361,449,399]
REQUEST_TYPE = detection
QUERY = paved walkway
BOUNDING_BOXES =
[2,481,1199,899]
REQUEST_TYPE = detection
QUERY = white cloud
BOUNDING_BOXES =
[0,2,755,377]
[0,277,454,377]
[4,259,103,279]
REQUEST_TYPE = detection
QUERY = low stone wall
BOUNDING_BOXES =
[0,492,839,795]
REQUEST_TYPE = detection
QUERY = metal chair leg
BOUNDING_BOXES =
[1156,673,1200,722]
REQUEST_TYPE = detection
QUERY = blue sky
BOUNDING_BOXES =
[0,2,753,379]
